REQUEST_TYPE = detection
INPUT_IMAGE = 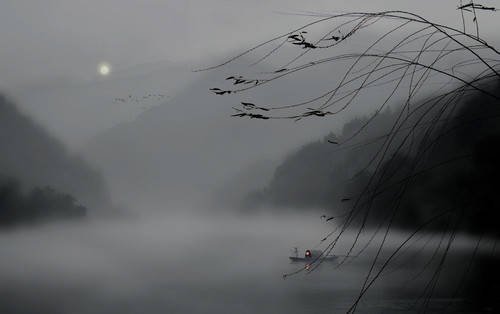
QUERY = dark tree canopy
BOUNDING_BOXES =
[0,176,86,227]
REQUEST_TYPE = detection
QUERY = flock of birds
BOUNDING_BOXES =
[113,93,167,104]
[112,93,168,112]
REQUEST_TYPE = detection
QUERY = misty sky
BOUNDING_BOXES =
[1,0,498,148]
[2,0,498,88]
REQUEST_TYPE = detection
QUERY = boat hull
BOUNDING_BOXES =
[289,256,338,263]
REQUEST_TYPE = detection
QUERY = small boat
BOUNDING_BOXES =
[289,248,338,263]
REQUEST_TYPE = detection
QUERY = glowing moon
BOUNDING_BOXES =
[98,62,111,76]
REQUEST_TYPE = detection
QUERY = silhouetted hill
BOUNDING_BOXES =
[244,110,397,210]
[246,79,500,233]
[0,94,111,223]
[0,176,86,227]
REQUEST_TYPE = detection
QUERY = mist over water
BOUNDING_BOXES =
[2,1,500,313]
[0,209,485,314]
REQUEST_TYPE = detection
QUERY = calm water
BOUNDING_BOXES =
[0,212,479,313]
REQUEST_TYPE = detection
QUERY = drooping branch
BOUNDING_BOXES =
[202,4,499,313]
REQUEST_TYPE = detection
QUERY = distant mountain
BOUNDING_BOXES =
[83,58,340,208]
[212,159,278,211]
[243,109,398,211]
[10,60,194,149]
[245,79,500,233]
[0,94,111,216]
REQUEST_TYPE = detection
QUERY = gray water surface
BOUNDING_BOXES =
[0,213,476,314]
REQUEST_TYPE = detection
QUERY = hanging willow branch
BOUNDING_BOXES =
[201,4,499,313]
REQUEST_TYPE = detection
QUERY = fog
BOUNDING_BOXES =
[0,212,487,314]
[3,0,499,149]
[1,1,500,313]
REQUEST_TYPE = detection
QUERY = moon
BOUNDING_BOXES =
[98,62,111,76]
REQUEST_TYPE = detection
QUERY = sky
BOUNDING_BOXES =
[0,0,498,148]
[1,0,498,88]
